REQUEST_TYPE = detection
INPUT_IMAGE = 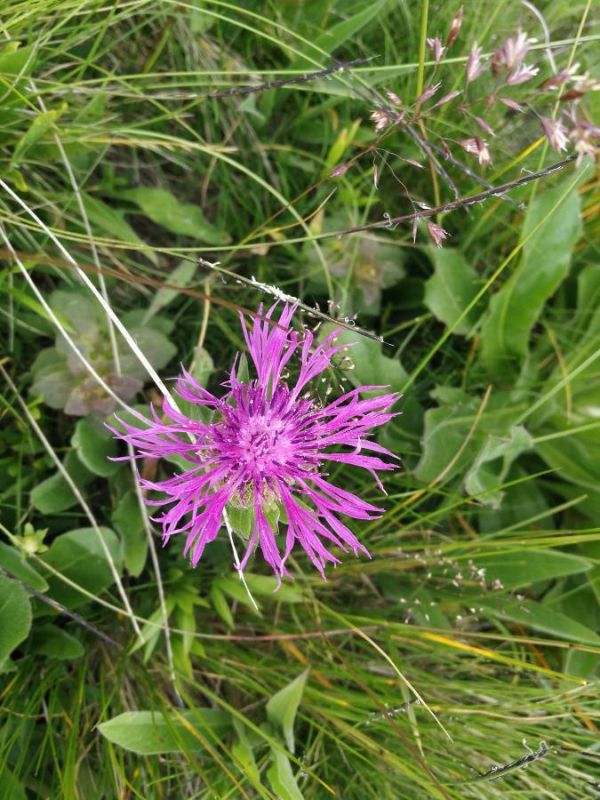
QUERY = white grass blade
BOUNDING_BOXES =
[46,116,179,700]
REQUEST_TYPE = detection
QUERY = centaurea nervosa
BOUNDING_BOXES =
[111,305,398,580]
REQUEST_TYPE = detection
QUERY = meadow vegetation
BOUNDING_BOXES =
[0,1,599,797]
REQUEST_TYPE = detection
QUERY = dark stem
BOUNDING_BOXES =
[206,58,374,99]
[334,155,577,237]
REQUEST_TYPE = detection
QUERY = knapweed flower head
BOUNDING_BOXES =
[111,305,398,580]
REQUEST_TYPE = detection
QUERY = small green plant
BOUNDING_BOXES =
[30,289,175,416]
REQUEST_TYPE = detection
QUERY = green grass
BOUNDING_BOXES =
[1,0,600,797]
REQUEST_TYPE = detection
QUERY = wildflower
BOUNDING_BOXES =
[465,44,484,83]
[492,31,532,74]
[459,137,491,165]
[447,6,464,47]
[385,90,403,107]
[571,71,600,94]
[330,163,352,177]
[540,117,568,152]
[430,89,462,110]
[110,305,398,579]
[427,36,445,64]
[370,108,403,131]
[415,82,441,113]
[497,96,524,112]
[505,63,539,86]
[540,64,579,91]
[427,221,449,247]
[568,115,600,165]
[473,115,495,136]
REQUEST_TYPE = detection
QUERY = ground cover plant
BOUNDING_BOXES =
[1,0,600,797]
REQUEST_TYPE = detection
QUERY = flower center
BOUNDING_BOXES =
[236,414,293,478]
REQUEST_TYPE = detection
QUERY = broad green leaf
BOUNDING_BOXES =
[0,542,48,591]
[0,43,36,115]
[29,624,84,659]
[31,451,95,514]
[210,583,234,629]
[118,324,176,381]
[112,491,148,577]
[415,390,522,485]
[464,425,532,508]
[292,0,392,66]
[72,415,119,477]
[243,573,303,603]
[0,41,35,74]
[12,108,62,166]
[30,355,75,410]
[480,178,583,379]
[10,287,74,332]
[478,467,550,534]
[142,260,198,322]
[192,346,214,387]
[424,248,482,335]
[39,527,122,608]
[0,573,31,665]
[480,596,600,645]
[122,188,229,244]
[474,549,593,590]
[266,668,309,754]
[187,0,217,34]
[267,747,304,800]
[97,709,231,754]
[536,431,600,492]
[326,327,407,391]
[213,575,261,615]
[564,648,600,679]
[414,398,478,484]
[81,193,156,264]
[0,768,26,800]
[227,505,254,538]
[50,289,98,342]
[232,719,261,786]
[576,264,600,340]
[322,327,421,449]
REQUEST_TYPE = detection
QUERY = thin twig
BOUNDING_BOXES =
[205,58,374,99]
[420,135,524,209]
[335,155,578,236]
[467,741,550,783]
[45,96,180,701]
[222,508,259,612]
[405,122,461,200]
[194,257,391,345]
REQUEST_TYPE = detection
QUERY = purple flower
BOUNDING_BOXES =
[446,6,464,48]
[111,305,398,580]
[505,63,539,86]
[427,36,445,64]
[540,117,569,152]
[370,107,404,131]
[465,44,484,83]
[492,31,532,73]
[426,221,450,248]
[459,136,491,166]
